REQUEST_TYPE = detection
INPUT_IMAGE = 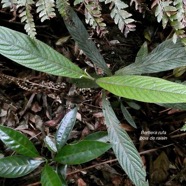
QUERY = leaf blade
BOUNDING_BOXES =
[96,75,186,103]
[0,156,43,178]
[41,164,63,186]
[55,107,77,151]
[44,136,57,153]
[120,103,137,128]
[55,140,111,165]
[0,26,86,79]
[116,39,186,75]
[0,125,39,157]
[102,94,148,186]
[60,7,111,75]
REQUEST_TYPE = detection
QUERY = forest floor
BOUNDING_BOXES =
[0,7,186,186]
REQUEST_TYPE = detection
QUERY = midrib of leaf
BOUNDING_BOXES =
[0,130,38,157]
[106,112,143,170]
[61,7,111,75]
[97,75,186,101]
[2,38,80,75]
[43,169,54,186]
[0,26,86,78]
[116,39,186,75]
[102,94,148,186]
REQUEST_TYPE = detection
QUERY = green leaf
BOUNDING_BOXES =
[55,107,77,151]
[158,103,186,110]
[44,136,57,153]
[57,165,68,186]
[0,125,39,157]
[120,103,137,128]
[74,0,83,6]
[135,41,148,64]
[54,140,111,165]
[70,76,99,88]
[96,75,186,103]
[102,93,148,186]
[60,7,111,75]
[84,131,108,142]
[41,164,63,186]
[180,123,186,131]
[116,39,186,75]
[0,26,87,79]
[0,156,43,178]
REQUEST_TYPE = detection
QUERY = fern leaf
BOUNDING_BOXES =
[100,0,136,36]
[36,0,56,22]
[84,0,108,36]
[74,0,83,6]
[153,0,186,42]
[17,0,36,38]
[19,6,36,38]
[17,0,33,7]
[1,0,17,8]
[56,0,70,18]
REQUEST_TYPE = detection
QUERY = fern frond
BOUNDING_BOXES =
[17,0,33,7]
[153,0,186,43]
[154,0,173,28]
[130,0,143,12]
[1,0,17,8]
[36,0,56,22]
[100,0,136,37]
[84,0,108,36]
[74,0,83,6]
[56,0,70,18]
[18,0,36,38]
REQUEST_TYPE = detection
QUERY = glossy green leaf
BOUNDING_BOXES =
[120,103,137,128]
[44,136,57,153]
[55,140,111,165]
[0,156,43,178]
[57,165,67,186]
[0,125,39,157]
[102,93,148,186]
[96,75,186,103]
[41,164,63,186]
[55,107,77,151]
[0,26,87,79]
[60,7,111,75]
[116,39,186,75]
[84,131,108,143]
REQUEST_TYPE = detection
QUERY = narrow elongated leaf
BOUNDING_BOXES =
[0,156,43,178]
[158,103,186,110]
[116,39,186,75]
[120,103,137,128]
[102,94,148,186]
[55,107,77,151]
[135,41,148,64]
[60,7,111,75]
[96,75,186,103]
[55,140,111,165]
[0,125,39,157]
[0,26,87,79]
[41,164,63,186]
